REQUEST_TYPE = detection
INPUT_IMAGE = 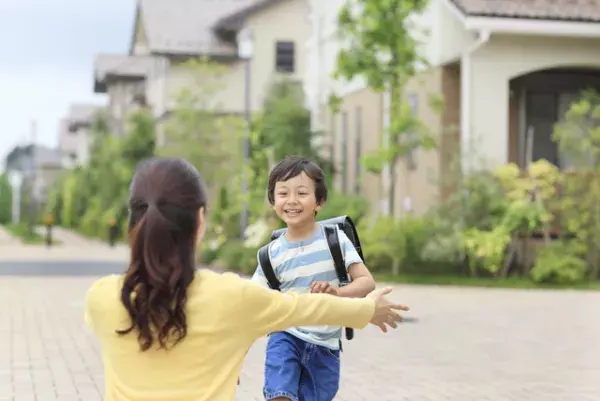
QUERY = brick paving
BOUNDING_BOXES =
[1,272,599,401]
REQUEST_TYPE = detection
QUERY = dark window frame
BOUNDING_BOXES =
[275,41,295,73]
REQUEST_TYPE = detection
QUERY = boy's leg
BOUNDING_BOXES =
[264,332,303,401]
[299,345,340,401]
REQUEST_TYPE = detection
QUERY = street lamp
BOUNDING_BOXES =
[237,28,253,239]
[8,171,22,225]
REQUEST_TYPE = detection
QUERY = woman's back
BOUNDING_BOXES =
[84,157,404,401]
[86,269,376,401]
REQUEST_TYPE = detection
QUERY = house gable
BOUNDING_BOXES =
[130,8,150,56]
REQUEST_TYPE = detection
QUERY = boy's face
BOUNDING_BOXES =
[273,172,323,228]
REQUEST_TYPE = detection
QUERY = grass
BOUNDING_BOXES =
[374,273,600,291]
[3,223,45,244]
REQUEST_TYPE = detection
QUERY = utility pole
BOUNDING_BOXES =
[28,120,37,236]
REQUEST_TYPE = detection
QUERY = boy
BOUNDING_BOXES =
[251,156,376,401]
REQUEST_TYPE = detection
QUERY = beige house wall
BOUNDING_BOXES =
[163,0,310,114]
[326,88,383,216]
[392,68,445,217]
[327,64,462,217]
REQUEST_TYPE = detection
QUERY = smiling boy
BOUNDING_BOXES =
[251,156,376,401]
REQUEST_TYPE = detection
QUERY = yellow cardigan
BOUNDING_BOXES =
[84,269,375,401]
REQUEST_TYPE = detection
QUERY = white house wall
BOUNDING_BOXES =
[305,0,467,132]
[470,34,600,168]
[435,0,476,65]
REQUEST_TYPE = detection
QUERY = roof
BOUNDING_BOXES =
[66,104,105,131]
[451,0,600,22]
[94,53,154,93]
[132,0,262,56]
[68,104,104,124]
[215,0,284,31]
[4,145,62,171]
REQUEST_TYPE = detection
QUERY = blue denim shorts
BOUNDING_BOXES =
[263,331,340,401]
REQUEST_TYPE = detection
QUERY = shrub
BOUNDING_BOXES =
[359,218,406,275]
[319,192,370,226]
[530,241,587,285]
[217,240,258,275]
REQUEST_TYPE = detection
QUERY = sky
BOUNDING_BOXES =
[0,0,135,163]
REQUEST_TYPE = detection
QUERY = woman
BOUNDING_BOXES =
[84,157,408,401]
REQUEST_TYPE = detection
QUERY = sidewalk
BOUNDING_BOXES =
[35,226,111,247]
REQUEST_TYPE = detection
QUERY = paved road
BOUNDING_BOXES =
[1,261,599,401]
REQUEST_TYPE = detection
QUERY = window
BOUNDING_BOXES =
[355,106,362,194]
[406,94,418,170]
[341,111,349,193]
[275,41,295,73]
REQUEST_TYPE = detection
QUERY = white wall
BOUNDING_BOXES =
[470,34,600,167]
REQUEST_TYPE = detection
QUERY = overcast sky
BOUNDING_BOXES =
[0,0,135,164]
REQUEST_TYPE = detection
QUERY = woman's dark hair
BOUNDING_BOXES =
[267,156,328,205]
[117,157,207,351]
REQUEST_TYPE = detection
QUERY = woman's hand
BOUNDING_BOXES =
[367,287,409,333]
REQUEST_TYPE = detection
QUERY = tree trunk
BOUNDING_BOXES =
[392,257,400,276]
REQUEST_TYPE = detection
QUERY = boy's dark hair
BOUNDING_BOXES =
[267,156,328,205]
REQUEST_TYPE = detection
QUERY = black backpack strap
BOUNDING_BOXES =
[258,244,281,291]
[323,225,350,285]
[323,225,354,341]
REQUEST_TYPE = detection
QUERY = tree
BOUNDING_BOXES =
[553,89,600,280]
[333,0,435,216]
[48,108,156,241]
[159,57,244,192]
[0,173,12,224]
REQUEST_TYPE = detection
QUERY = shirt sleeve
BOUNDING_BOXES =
[236,274,375,338]
[84,275,117,332]
[250,262,270,288]
[338,229,363,269]
[250,246,272,288]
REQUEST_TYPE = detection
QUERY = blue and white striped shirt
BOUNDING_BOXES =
[251,225,363,350]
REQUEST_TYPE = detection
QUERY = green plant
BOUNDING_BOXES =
[4,223,44,244]
[553,89,600,279]
[319,192,370,225]
[0,173,12,224]
[530,241,587,285]
[359,218,406,275]
[217,240,258,275]
[462,227,511,276]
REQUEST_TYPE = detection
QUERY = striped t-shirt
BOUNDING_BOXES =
[251,225,363,350]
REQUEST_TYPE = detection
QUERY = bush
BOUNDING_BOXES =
[319,192,370,226]
[0,174,12,224]
[217,240,258,275]
[530,241,587,285]
[359,218,406,274]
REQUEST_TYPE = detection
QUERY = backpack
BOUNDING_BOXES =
[257,215,365,341]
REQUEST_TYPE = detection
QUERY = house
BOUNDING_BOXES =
[59,104,104,167]
[4,144,63,205]
[93,53,154,136]
[125,0,311,146]
[307,0,600,217]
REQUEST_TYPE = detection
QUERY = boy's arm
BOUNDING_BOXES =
[310,231,375,298]
[338,262,375,298]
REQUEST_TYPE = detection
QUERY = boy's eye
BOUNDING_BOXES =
[298,192,308,196]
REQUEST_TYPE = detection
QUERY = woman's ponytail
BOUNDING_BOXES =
[118,200,197,351]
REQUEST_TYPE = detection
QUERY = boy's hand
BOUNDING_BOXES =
[310,281,339,296]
